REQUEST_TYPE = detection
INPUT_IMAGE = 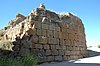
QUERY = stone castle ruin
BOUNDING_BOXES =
[1,4,87,63]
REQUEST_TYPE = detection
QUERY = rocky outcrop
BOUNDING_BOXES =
[2,4,87,63]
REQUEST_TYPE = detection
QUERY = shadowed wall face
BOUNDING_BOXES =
[3,5,87,63]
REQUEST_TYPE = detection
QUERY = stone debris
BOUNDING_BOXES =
[1,4,87,63]
[39,3,46,9]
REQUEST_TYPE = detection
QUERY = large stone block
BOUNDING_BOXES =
[16,13,26,19]
[65,50,70,55]
[35,44,43,49]
[31,49,39,54]
[31,35,38,43]
[50,45,56,49]
[47,30,53,38]
[35,22,41,29]
[67,28,73,34]
[61,45,66,50]
[36,29,41,36]
[19,48,30,56]
[26,28,36,35]
[68,33,74,40]
[56,45,61,49]
[41,29,47,37]
[63,55,68,61]
[49,24,55,30]
[70,51,76,55]
[42,23,49,30]
[51,50,58,55]
[55,27,60,31]
[46,50,51,55]
[54,56,63,61]
[12,45,20,51]
[58,31,62,39]
[48,37,57,44]
[54,30,59,38]
[66,40,71,46]
[39,36,47,44]
[43,45,50,49]
[70,55,78,60]
[58,50,64,55]
[47,56,54,62]
[21,40,32,48]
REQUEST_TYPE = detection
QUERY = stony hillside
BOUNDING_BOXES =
[0,4,87,63]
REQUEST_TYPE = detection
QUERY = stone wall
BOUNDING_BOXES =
[3,4,87,63]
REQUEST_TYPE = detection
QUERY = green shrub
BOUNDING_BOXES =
[0,53,38,66]
[0,56,18,66]
[21,53,38,66]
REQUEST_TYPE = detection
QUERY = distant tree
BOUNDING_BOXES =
[98,45,100,48]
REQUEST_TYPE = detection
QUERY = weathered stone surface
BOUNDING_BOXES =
[43,45,50,49]
[46,50,51,55]
[1,4,87,63]
[58,50,64,55]
[48,37,57,44]
[42,23,49,30]
[19,48,30,56]
[65,50,71,55]
[39,36,47,44]
[50,45,56,49]
[47,30,53,38]
[36,29,41,36]
[31,35,38,43]
[16,13,26,19]
[55,56,63,61]
[47,56,54,62]
[39,3,45,9]
[56,45,61,49]
[51,50,58,55]
[41,29,47,36]
[35,44,43,49]
[63,55,68,61]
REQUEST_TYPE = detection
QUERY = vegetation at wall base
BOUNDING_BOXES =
[0,53,38,66]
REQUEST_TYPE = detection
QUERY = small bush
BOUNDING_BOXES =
[98,45,100,48]
[0,53,38,66]
[21,53,38,66]
[0,56,18,66]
